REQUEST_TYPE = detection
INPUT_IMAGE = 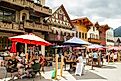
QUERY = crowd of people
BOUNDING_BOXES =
[0,48,120,80]
[106,51,118,62]
[63,49,109,76]
[0,51,46,80]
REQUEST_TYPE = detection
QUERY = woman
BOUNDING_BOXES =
[75,53,84,76]
[39,54,46,73]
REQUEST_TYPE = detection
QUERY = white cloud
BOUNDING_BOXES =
[99,19,121,28]
[46,0,121,29]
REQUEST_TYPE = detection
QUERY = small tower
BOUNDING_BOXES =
[40,0,45,6]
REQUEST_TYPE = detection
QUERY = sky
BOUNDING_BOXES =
[45,0,121,29]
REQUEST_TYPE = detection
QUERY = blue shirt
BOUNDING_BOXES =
[93,52,98,58]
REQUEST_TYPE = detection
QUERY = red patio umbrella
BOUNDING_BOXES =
[10,41,17,53]
[9,33,52,46]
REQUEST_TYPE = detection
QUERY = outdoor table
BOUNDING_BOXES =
[64,60,76,71]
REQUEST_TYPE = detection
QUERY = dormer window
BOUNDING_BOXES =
[22,13,27,22]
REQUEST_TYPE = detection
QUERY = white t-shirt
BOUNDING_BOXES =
[77,56,83,64]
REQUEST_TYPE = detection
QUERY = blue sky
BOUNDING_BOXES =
[45,0,121,29]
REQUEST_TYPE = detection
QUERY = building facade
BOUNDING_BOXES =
[45,5,76,55]
[71,17,93,41]
[87,22,101,44]
[46,5,76,44]
[99,24,110,46]
[106,28,114,46]
[0,0,52,54]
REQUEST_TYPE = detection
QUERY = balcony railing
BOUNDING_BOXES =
[24,21,51,32]
[1,0,52,15]
[0,21,24,32]
[88,38,101,44]
[50,22,72,29]
[1,0,25,7]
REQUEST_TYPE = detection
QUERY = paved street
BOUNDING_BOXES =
[0,62,121,81]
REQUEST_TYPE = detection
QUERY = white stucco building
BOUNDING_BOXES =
[87,24,100,44]
[106,28,114,46]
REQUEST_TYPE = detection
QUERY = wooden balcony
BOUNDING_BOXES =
[24,21,51,32]
[88,38,101,44]
[0,21,24,33]
[0,0,25,7]
[50,22,72,29]
[0,0,52,15]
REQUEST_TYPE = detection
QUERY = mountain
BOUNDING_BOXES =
[114,26,121,37]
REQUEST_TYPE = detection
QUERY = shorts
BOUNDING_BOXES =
[93,58,98,62]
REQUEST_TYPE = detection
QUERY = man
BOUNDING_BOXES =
[93,50,98,65]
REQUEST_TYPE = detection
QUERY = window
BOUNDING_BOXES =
[96,35,98,39]
[64,32,66,36]
[58,14,63,21]
[56,30,59,35]
[22,13,27,21]
[30,15,40,22]
[72,33,75,37]
[34,0,41,4]
[79,32,81,38]
[82,33,84,39]
[0,10,3,21]
[0,36,11,51]
[0,7,15,22]
[93,35,95,38]
[68,33,70,36]
[76,31,78,37]
[85,33,87,39]
[4,9,15,21]
[90,33,92,38]
[93,27,95,31]
[90,33,93,38]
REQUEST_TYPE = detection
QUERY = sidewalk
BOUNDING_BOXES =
[0,62,121,81]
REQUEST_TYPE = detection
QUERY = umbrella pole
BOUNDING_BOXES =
[55,48,58,80]
[113,53,114,63]
[91,49,93,70]
[25,43,28,62]
[60,54,64,77]
[108,53,110,64]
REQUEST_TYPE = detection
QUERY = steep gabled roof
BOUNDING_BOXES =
[99,24,110,31]
[47,4,74,28]
[71,17,93,27]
